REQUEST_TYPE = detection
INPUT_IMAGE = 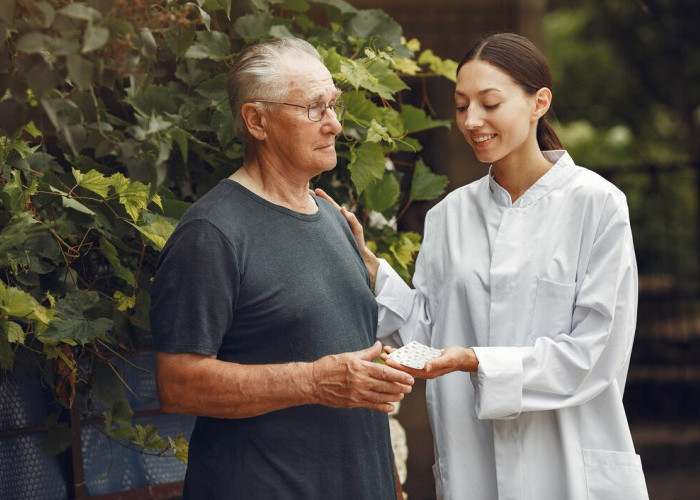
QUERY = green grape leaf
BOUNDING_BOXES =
[134,424,166,450]
[83,25,109,53]
[99,237,136,286]
[169,435,190,464]
[400,104,451,134]
[72,168,111,197]
[58,3,102,22]
[113,290,136,312]
[131,213,177,251]
[390,231,421,270]
[4,321,25,344]
[0,281,53,324]
[346,9,402,50]
[40,290,113,345]
[233,12,276,40]
[184,31,231,60]
[410,159,448,201]
[418,49,458,82]
[16,32,47,54]
[349,142,385,194]
[128,85,179,116]
[364,173,400,213]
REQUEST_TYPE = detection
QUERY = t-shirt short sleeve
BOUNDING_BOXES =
[149,218,239,355]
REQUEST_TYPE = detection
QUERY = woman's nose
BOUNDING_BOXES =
[463,107,484,129]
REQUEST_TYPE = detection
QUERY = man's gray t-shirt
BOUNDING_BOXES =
[150,179,396,499]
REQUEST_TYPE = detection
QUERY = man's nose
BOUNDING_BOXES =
[323,108,343,134]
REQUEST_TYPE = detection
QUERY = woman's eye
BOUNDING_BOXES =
[484,103,500,110]
[455,106,467,112]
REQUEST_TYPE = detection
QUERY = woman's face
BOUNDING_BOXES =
[455,60,541,166]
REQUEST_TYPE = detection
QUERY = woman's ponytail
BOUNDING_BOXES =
[537,118,563,151]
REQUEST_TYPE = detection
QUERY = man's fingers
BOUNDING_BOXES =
[366,357,414,387]
[357,340,383,361]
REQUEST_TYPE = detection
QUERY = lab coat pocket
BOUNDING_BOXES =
[583,449,648,500]
[529,278,575,342]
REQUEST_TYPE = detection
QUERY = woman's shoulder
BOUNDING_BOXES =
[428,175,489,215]
[568,163,628,209]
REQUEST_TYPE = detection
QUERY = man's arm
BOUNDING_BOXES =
[157,341,414,419]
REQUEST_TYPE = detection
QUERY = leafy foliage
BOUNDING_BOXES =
[1,0,453,460]
[544,0,699,167]
[544,0,700,284]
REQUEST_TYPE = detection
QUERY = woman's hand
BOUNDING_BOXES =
[381,345,479,379]
[313,188,380,290]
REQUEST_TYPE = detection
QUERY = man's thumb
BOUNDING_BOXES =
[358,340,382,360]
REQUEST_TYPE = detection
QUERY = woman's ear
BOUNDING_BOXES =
[241,102,266,141]
[533,87,552,120]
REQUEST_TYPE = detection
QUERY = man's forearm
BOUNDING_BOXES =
[157,353,316,419]
[157,345,414,419]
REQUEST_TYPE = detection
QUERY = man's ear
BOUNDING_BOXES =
[241,102,266,140]
[533,87,552,121]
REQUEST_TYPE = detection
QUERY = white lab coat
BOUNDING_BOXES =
[376,151,648,500]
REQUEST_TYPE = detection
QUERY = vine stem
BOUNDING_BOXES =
[396,199,413,222]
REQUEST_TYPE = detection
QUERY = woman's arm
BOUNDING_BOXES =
[472,206,638,419]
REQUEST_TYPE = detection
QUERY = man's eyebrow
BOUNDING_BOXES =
[308,89,343,102]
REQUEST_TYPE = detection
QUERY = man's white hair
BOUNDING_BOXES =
[227,37,323,142]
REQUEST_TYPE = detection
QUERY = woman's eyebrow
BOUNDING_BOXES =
[455,88,503,97]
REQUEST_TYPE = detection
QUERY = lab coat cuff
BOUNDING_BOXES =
[470,346,524,420]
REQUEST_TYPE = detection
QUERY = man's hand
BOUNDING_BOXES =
[313,188,380,290]
[311,341,414,413]
[381,345,479,379]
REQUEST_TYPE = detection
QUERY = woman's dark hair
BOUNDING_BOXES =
[457,33,563,151]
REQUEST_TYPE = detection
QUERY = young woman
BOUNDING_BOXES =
[319,33,648,500]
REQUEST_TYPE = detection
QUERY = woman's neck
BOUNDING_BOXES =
[491,150,553,203]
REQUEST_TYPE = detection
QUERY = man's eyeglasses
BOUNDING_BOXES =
[251,100,346,122]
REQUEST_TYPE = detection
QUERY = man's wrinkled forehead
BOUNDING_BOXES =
[279,56,341,101]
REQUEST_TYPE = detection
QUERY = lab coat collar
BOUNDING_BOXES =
[488,150,576,208]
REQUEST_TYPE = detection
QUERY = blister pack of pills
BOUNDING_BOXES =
[387,341,443,370]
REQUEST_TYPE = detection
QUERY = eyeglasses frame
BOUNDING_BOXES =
[250,99,346,122]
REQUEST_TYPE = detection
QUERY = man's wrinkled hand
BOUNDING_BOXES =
[312,341,414,413]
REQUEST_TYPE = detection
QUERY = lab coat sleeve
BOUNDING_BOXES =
[375,211,441,347]
[472,205,638,420]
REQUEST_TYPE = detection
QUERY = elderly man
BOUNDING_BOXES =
[149,37,414,499]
